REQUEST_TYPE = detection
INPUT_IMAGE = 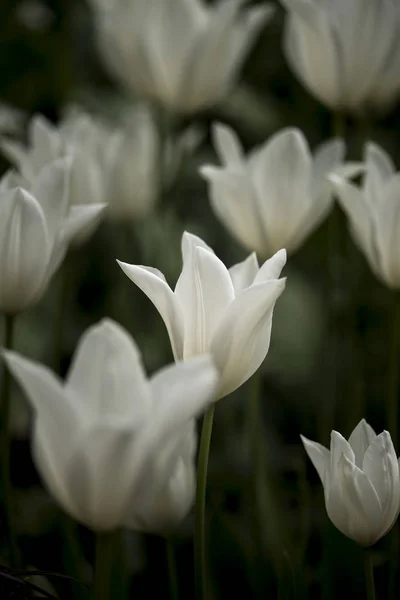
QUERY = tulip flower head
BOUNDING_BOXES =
[4,319,219,533]
[281,0,400,114]
[201,124,358,257]
[302,420,400,546]
[118,231,286,398]
[330,142,400,289]
[90,0,274,114]
[0,158,104,314]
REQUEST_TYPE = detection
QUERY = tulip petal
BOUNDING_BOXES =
[117,261,184,361]
[211,278,286,397]
[337,454,382,546]
[301,434,329,484]
[363,431,400,535]
[347,419,377,468]
[31,157,72,242]
[0,188,51,313]
[229,252,259,294]
[60,203,107,247]
[330,431,355,475]
[200,167,267,256]
[212,122,245,167]
[312,139,345,199]
[175,244,235,357]
[66,319,152,423]
[374,174,400,287]
[253,249,287,284]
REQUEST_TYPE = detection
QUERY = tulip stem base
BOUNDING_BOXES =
[0,313,20,568]
[363,549,376,600]
[93,531,115,600]
[166,538,179,600]
[194,404,215,600]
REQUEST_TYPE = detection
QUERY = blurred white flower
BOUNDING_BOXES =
[118,231,286,398]
[281,0,400,114]
[302,419,400,546]
[201,124,360,257]
[90,0,274,114]
[330,143,400,289]
[4,319,219,532]
[0,159,102,314]
[1,113,107,245]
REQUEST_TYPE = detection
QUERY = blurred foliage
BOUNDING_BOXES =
[1,0,400,598]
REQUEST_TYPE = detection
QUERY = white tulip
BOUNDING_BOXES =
[4,319,219,533]
[331,143,400,289]
[201,123,359,257]
[90,0,274,114]
[281,0,400,114]
[118,231,286,398]
[1,113,107,244]
[302,420,400,546]
[0,159,103,314]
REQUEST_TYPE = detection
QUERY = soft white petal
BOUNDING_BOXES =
[60,203,107,247]
[330,431,355,475]
[301,434,329,484]
[211,278,286,397]
[347,419,377,467]
[117,261,184,361]
[363,431,400,535]
[175,245,235,358]
[253,249,287,284]
[229,252,259,294]
[374,174,400,287]
[312,138,345,199]
[66,318,152,423]
[0,188,51,313]
[212,122,245,167]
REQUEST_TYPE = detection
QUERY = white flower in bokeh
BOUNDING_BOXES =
[302,420,400,546]
[281,0,400,114]
[118,231,286,398]
[201,124,360,257]
[0,159,102,314]
[4,319,218,532]
[90,0,274,114]
[331,143,400,289]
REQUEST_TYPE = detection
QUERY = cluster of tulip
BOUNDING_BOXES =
[1,0,400,599]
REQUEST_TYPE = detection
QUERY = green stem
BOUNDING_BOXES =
[194,404,215,600]
[0,313,20,567]
[387,293,400,448]
[54,258,71,374]
[92,532,115,600]
[363,549,376,600]
[166,538,179,600]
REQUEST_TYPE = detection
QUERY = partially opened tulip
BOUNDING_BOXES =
[201,124,358,257]
[0,159,103,315]
[4,319,219,533]
[1,113,107,244]
[330,142,400,289]
[90,0,274,114]
[118,231,286,398]
[302,420,400,546]
[281,0,400,114]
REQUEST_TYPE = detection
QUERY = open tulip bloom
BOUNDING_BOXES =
[118,232,286,398]
[0,159,105,314]
[90,0,274,114]
[4,319,219,533]
[201,124,361,257]
[330,142,400,289]
[281,0,400,114]
[302,420,400,547]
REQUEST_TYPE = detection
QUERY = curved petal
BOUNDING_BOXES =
[374,174,400,287]
[337,454,382,546]
[212,122,245,168]
[348,419,377,468]
[363,431,400,536]
[312,138,345,199]
[229,252,259,294]
[0,188,51,314]
[301,434,329,484]
[330,431,355,476]
[210,278,286,397]
[60,203,107,247]
[253,249,287,283]
[175,244,235,358]
[66,318,152,423]
[117,261,184,361]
